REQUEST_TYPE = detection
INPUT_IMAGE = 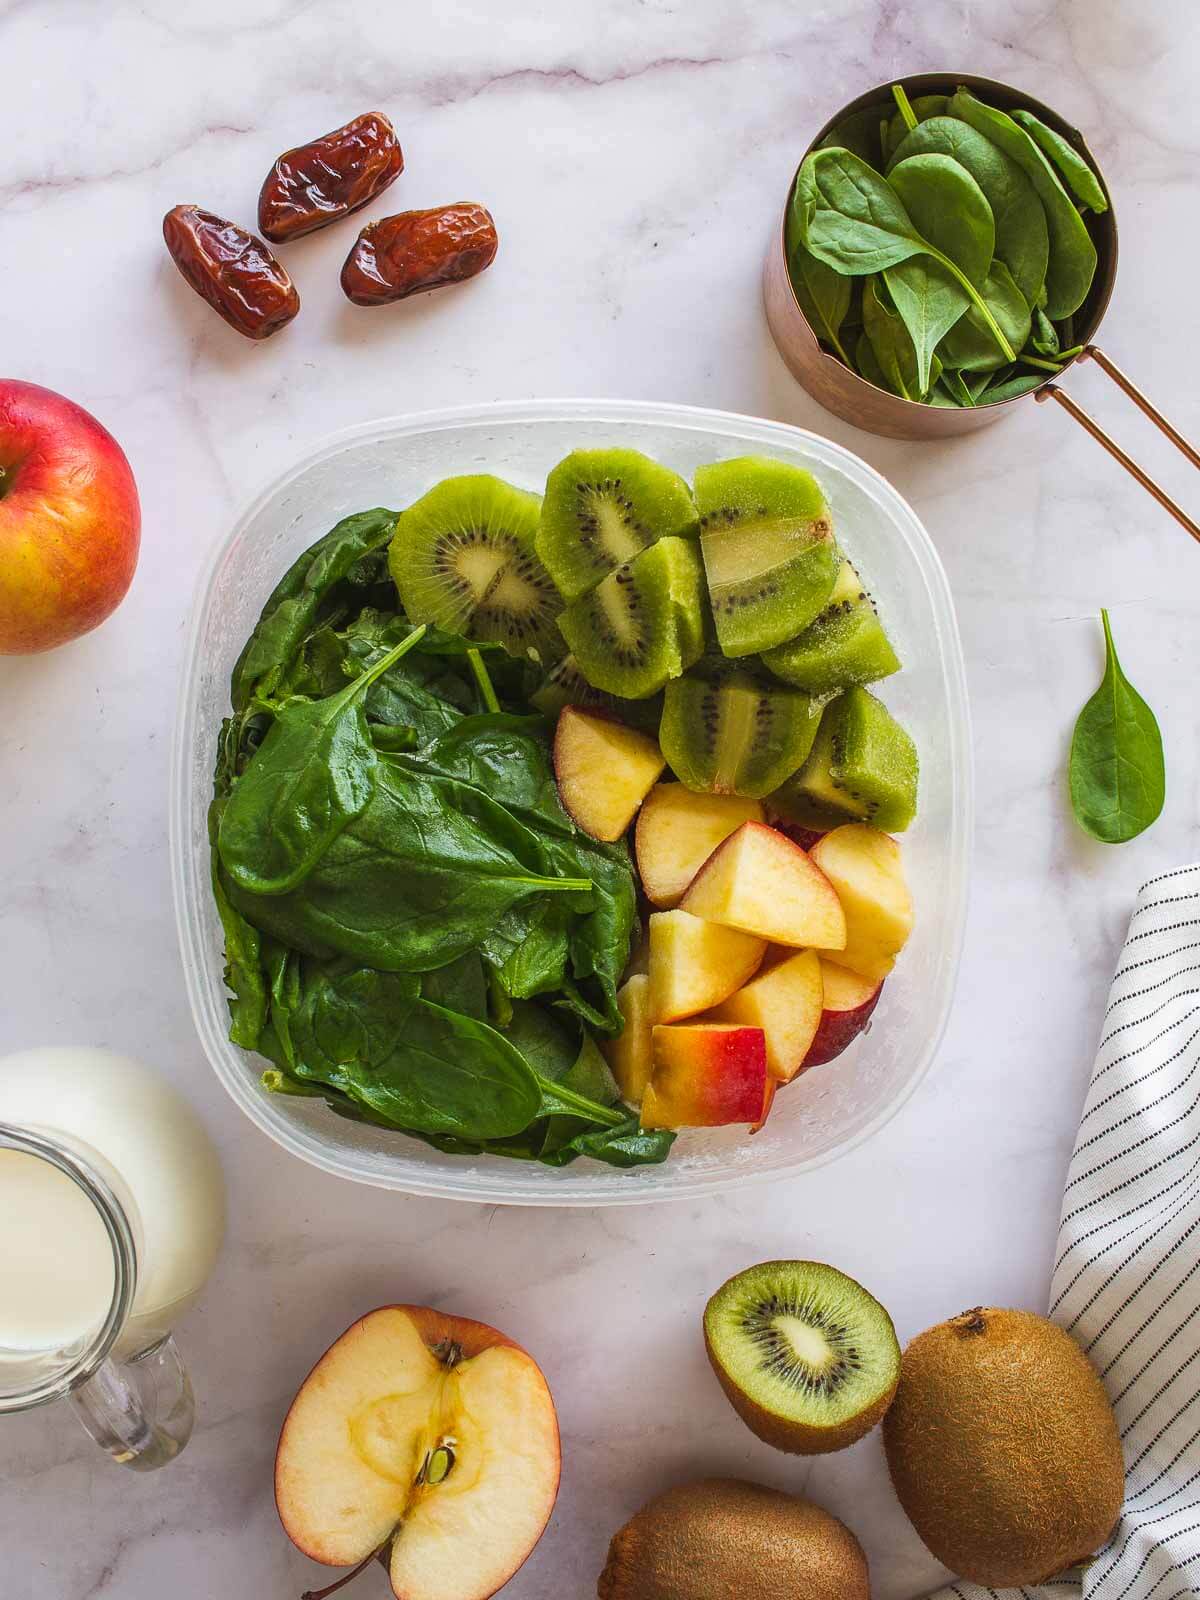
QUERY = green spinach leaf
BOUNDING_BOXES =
[887,115,1049,306]
[938,259,1032,374]
[949,87,1097,318]
[1012,109,1108,213]
[786,236,853,364]
[219,628,427,896]
[796,149,1015,362]
[1069,610,1165,844]
[231,508,397,711]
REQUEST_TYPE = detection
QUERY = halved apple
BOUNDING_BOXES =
[809,824,912,981]
[709,948,824,1083]
[275,1305,560,1600]
[803,959,883,1068]
[641,1023,769,1129]
[679,821,846,950]
[635,783,764,908]
[603,972,654,1104]
[648,908,766,1023]
[553,706,665,842]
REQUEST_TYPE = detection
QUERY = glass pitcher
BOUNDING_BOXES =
[0,1048,225,1470]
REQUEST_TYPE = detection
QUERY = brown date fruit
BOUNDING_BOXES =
[340,203,498,306]
[162,205,299,340]
[258,111,404,243]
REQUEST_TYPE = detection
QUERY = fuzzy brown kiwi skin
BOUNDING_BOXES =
[597,1477,868,1600]
[703,1317,898,1455]
[882,1307,1125,1587]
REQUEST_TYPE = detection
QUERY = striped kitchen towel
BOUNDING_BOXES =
[936,865,1200,1600]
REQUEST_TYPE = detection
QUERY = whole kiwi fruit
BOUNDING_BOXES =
[597,1477,868,1600]
[883,1307,1124,1585]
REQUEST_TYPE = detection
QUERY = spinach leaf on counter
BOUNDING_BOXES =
[1069,610,1165,845]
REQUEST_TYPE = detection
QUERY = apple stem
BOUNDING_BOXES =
[301,1540,390,1600]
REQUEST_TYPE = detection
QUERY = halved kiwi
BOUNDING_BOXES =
[557,535,705,699]
[762,559,900,698]
[704,1260,900,1455]
[694,456,838,659]
[529,654,663,732]
[782,689,918,833]
[388,474,563,662]
[659,660,821,799]
[536,447,700,603]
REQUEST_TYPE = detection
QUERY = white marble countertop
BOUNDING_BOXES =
[3,1,1199,1595]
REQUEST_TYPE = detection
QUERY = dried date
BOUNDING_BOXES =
[163,205,299,340]
[258,112,404,244]
[340,203,498,306]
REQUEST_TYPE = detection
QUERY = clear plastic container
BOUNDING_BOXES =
[171,399,971,1205]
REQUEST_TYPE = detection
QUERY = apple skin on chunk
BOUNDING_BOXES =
[710,947,824,1083]
[648,908,766,1023]
[641,1023,769,1129]
[803,959,883,1068]
[635,783,764,908]
[679,821,846,950]
[275,1305,560,1600]
[809,824,912,982]
[553,705,665,842]
[603,973,654,1104]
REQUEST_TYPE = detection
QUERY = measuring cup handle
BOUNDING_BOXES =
[69,1333,194,1471]
[1036,345,1200,543]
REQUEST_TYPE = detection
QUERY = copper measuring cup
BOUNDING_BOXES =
[763,72,1200,543]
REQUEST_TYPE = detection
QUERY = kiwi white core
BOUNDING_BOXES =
[703,517,821,590]
[595,573,640,649]
[711,682,759,792]
[585,491,645,567]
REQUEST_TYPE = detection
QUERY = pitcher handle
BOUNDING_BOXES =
[69,1333,194,1471]
[1036,345,1200,544]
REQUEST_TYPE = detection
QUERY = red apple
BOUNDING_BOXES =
[553,705,665,842]
[809,824,912,981]
[603,972,654,1105]
[641,1022,769,1130]
[679,821,846,950]
[803,959,883,1068]
[276,1305,560,1600]
[0,380,140,653]
[710,948,824,1083]
[647,908,765,1023]
[635,783,764,908]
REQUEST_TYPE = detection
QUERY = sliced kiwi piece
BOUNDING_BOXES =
[783,688,918,832]
[389,474,563,662]
[762,559,901,698]
[704,1260,900,1455]
[659,661,821,799]
[530,654,663,733]
[694,456,838,659]
[536,447,700,603]
[557,535,705,699]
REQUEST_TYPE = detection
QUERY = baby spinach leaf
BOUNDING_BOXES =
[229,761,593,973]
[1029,304,1060,357]
[208,803,268,1049]
[1012,109,1108,213]
[940,370,977,407]
[881,90,948,163]
[501,1000,579,1081]
[976,370,1046,404]
[283,969,545,1139]
[862,275,925,399]
[231,508,398,710]
[787,237,853,364]
[541,1117,675,1169]
[817,103,888,168]
[1069,610,1165,844]
[949,87,1097,318]
[886,154,994,286]
[796,149,1014,362]
[883,252,969,393]
[420,951,488,1021]
[887,115,1049,306]
[938,259,1032,374]
[219,627,427,896]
